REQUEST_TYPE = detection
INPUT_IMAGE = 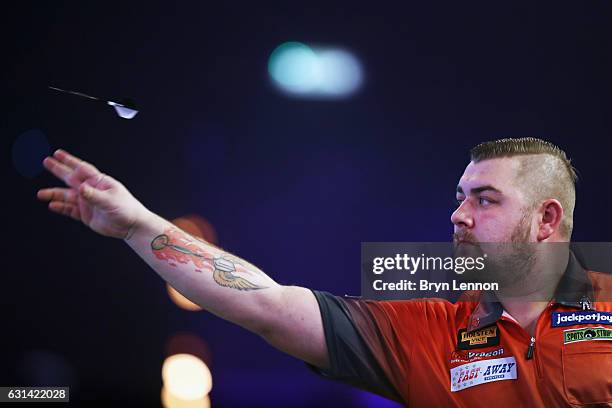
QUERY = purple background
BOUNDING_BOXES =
[3,2,612,406]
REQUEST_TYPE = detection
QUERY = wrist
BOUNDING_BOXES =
[124,207,156,242]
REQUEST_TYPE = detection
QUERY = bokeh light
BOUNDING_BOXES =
[268,42,320,93]
[172,215,218,245]
[12,129,51,178]
[162,354,212,400]
[161,387,210,408]
[165,333,211,367]
[166,284,203,311]
[268,42,364,98]
[316,49,363,96]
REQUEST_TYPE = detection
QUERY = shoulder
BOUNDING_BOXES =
[340,297,474,330]
[587,270,612,306]
[587,269,612,285]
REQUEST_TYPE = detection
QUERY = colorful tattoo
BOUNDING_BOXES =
[151,228,266,291]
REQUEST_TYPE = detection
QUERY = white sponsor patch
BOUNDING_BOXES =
[450,356,517,392]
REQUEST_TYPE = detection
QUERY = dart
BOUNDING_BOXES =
[48,85,139,119]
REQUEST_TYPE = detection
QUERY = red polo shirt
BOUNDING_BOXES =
[310,252,612,407]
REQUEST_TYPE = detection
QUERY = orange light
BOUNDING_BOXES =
[166,284,202,311]
[172,214,218,245]
[165,333,211,368]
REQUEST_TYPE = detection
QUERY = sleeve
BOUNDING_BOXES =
[306,290,406,403]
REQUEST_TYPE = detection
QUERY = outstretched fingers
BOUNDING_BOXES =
[53,149,84,170]
[42,156,74,185]
[38,187,82,221]
[37,187,78,205]
[48,201,81,221]
[52,149,100,182]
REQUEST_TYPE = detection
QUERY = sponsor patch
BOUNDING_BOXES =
[563,327,612,344]
[552,311,612,327]
[450,348,505,364]
[450,356,517,392]
[457,325,500,350]
[467,348,505,359]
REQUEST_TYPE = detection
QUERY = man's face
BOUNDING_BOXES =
[452,157,533,244]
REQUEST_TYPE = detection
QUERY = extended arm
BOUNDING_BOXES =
[125,210,328,367]
[37,149,328,368]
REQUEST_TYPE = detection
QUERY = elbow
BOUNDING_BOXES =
[240,285,286,338]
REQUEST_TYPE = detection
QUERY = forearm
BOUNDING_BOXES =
[123,209,282,334]
[38,148,326,366]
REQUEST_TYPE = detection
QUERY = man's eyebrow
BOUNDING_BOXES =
[456,185,503,195]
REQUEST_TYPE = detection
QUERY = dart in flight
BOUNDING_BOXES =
[48,85,139,119]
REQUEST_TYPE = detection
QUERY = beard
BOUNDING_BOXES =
[453,209,537,291]
[492,210,537,288]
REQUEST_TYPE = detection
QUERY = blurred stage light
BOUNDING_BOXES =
[162,387,210,408]
[12,129,51,178]
[167,284,202,311]
[166,333,211,367]
[268,42,363,98]
[268,42,320,93]
[316,49,363,96]
[172,215,218,245]
[162,354,212,400]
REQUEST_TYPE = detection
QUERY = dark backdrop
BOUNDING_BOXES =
[3,2,612,407]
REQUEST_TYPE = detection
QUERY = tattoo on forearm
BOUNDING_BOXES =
[150,228,266,291]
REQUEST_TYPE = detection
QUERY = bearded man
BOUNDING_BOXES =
[38,137,611,407]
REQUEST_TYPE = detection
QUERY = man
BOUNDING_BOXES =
[37,137,611,406]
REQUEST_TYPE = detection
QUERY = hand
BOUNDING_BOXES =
[37,149,150,240]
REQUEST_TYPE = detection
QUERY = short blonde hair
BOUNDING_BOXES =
[470,137,577,238]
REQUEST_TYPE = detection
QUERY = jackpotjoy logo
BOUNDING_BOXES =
[552,311,612,327]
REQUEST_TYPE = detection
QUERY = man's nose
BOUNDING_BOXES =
[451,200,474,229]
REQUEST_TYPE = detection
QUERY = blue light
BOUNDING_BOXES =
[268,42,320,93]
[268,42,364,98]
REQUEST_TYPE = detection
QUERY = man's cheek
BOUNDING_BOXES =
[480,224,506,242]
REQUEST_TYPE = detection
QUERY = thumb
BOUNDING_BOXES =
[79,183,103,204]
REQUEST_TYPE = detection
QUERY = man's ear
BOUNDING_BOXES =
[537,199,564,241]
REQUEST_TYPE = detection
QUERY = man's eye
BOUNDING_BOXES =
[454,198,464,206]
[479,197,493,206]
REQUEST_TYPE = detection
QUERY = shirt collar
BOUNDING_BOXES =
[466,251,593,333]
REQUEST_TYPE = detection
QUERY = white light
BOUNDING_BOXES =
[268,42,364,98]
[316,49,363,96]
[162,354,212,400]
[161,387,210,408]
